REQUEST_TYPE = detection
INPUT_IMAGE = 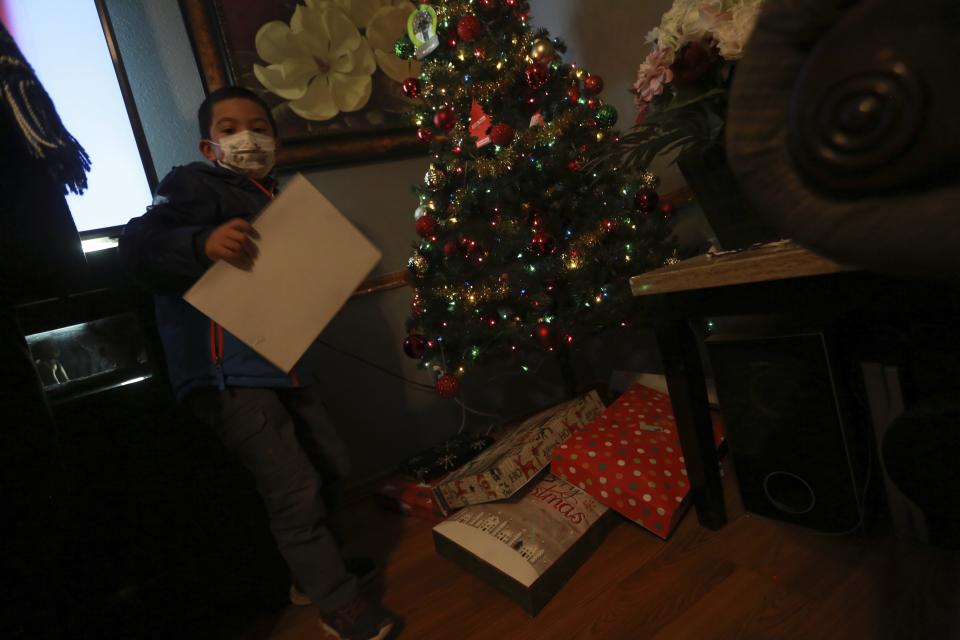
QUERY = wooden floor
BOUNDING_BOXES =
[235,478,960,640]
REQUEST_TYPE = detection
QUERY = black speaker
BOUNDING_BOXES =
[707,323,869,532]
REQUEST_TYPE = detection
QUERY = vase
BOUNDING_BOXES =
[677,144,779,251]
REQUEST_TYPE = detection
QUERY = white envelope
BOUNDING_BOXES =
[184,174,382,373]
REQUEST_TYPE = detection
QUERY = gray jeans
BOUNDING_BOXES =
[186,385,357,611]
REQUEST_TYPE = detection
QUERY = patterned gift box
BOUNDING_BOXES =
[435,392,606,512]
[401,433,495,482]
[551,383,724,539]
[374,473,450,523]
[433,472,617,616]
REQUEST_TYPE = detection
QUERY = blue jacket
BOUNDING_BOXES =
[119,162,316,399]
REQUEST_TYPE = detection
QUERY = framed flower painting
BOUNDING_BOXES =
[179,0,424,168]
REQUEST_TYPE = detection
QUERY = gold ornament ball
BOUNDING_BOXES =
[640,170,661,190]
[530,38,555,62]
[425,164,447,191]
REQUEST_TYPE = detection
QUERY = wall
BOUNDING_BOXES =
[106,0,676,481]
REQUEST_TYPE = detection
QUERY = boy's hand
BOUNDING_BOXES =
[204,218,259,270]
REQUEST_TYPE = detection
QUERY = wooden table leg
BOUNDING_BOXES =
[656,316,726,530]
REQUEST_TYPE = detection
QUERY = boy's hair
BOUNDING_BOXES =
[198,86,277,140]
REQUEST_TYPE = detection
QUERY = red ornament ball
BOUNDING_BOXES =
[534,322,556,349]
[436,374,460,399]
[402,77,421,99]
[489,123,515,146]
[566,160,581,172]
[415,214,439,237]
[583,74,604,95]
[660,201,676,219]
[566,85,580,103]
[443,240,457,256]
[525,63,550,90]
[635,188,660,213]
[456,15,483,43]
[530,231,557,255]
[433,107,456,131]
[417,127,433,143]
[403,334,427,359]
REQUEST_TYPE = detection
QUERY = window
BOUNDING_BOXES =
[1,0,156,245]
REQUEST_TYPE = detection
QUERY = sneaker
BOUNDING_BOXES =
[319,595,396,640]
[290,557,379,606]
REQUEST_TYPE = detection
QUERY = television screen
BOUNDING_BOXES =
[1,0,153,236]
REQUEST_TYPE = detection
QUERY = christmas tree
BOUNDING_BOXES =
[397,1,673,399]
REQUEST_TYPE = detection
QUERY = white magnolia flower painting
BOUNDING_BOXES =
[184,0,421,164]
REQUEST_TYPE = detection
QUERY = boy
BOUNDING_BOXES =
[119,86,396,640]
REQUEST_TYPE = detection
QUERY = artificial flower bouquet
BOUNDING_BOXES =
[626,0,765,168]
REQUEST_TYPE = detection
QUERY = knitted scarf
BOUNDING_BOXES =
[0,21,90,195]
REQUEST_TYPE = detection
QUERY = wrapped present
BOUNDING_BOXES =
[433,472,616,616]
[374,473,449,523]
[401,433,495,482]
[551,383,724,540]
[435,392,605,512]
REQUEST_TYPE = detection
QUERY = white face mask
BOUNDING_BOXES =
[209,130,276,178]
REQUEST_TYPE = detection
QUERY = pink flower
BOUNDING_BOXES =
[633,46,675,112]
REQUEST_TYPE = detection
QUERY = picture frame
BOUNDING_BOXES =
[178,0,425,170]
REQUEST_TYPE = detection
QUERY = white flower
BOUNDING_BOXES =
[367,3,423,83]
[253,0,377,121]
[333,0,422,83]
[708,1,763,59]
[655,0,763,58]
[656,0,706,53]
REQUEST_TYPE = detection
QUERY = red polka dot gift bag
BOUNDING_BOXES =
[551,383,724,539]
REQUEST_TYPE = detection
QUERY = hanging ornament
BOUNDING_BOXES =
[530,38,556,63]
[395,36,416,60]
[566,85,580,103]
[524,63,550,90]
[566,159,581,172]
[489,123,515,146]
[408,253,428,277]
[403,334,427,359]
[530,231,557,255]
[414,205,429,221]
[433,107,457,131]
[417,127,433,143]
[402,78,421,99]
[534,322,556,349]
[583,74,604,94]
[456,15,483,43]
[639,170,660,190]
[436,374,460,398]
[635,188,660,213]
[415,214,438,237]
[595,105,618,128]
[660,201,677,219]
[425,164,447,191]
